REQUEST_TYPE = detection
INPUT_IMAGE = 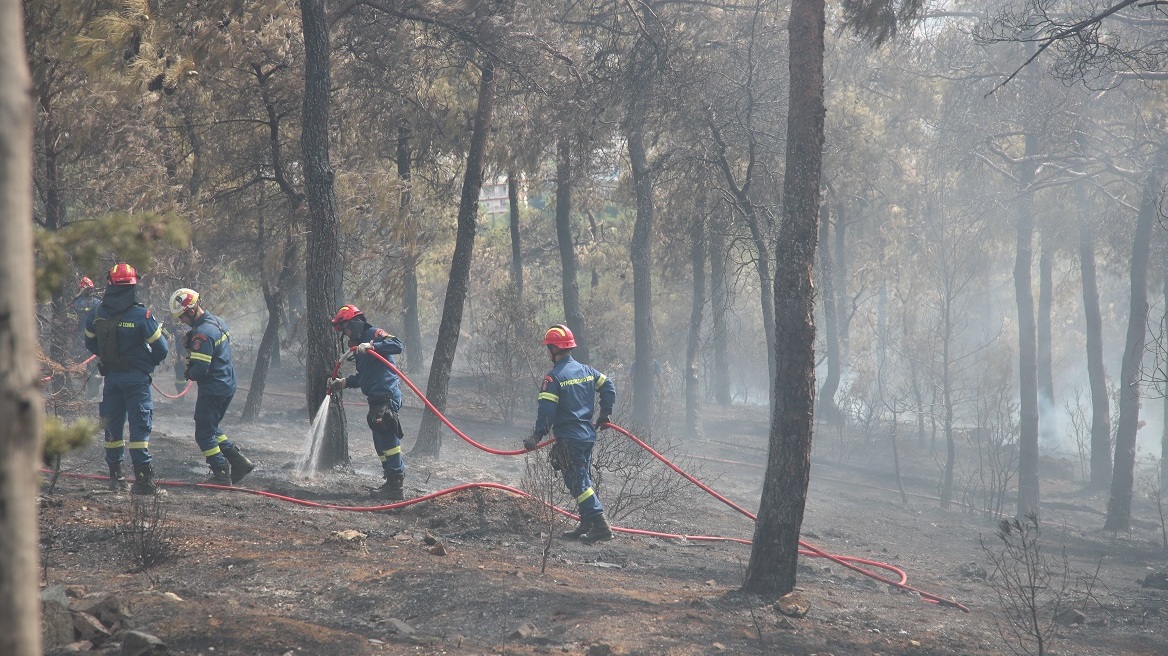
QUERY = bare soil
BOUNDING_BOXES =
[39,372,1168,655]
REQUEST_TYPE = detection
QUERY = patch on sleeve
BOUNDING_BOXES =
[541,375,554,391]
[145,309,152,319]
[190,333,208,351]
[375,329,388,339]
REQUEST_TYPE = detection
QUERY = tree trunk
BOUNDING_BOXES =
[412,61,496,457]
[398,125,424,374]
[1037,239,1054,434]
[1163,255,1168,491]
[1076,180,1111,489]
[818,202,841,420]
[508,170,524,304]
[1015,128,1040,519]
[1105,161,1162,532]
[686,204,706,437]
[300,0,347,467]
[0,4,43,650]
[37,101,69,393]
[709,211,731,405]
[743,0,824,597]
[555,135,588,363]
[626,105,656,427]
[834,197,850,367]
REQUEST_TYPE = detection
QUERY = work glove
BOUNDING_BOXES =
[327,377,346,392]
[356,342,375,355]
[523,432,540,451]
[595,414,611,430]
[344,349,357,362]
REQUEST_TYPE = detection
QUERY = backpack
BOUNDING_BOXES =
[93,310,131,374]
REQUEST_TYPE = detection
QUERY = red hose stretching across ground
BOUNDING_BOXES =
[40,354,98,383]
[341,350,969,612]
[153,380,193,399]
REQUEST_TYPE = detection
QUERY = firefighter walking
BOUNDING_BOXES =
[524,324,617,542]
[84,263,168,494]
[170,288,255,485]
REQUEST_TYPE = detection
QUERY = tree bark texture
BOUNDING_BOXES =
[626,105,656,428]
[413,61,496,457]
[1075,180,1111,489]
[555,135,588,363]
[743,0,824,597]
[686,205,706,437]
[398,125,424,374]
[1105,162,1162,532]
[300,0,348,467]
[1014,129,1040,519]
[508,170,524,304]
[0,2,43,650]
[709,217,731,405]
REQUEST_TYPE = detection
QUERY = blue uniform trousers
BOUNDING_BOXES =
[368,396,404,477]
[194,392,236,466]
[101,371,154,468]
[557,438,603,521]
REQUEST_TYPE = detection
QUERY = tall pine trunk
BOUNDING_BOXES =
[0,4,43,650]
[1105,160,1162,531]
[743,0,824,597]
[627,103,656,428]
[508,170,524,304]
[412,61,496,457]
[686,204,706,436]
[1075,179,1111,488]
[1014,127,1041,519]
[709,213,731,405]
[818,201,841,420]
[300,0,348,466]
[555,135,588,363]
[398,125,424,374]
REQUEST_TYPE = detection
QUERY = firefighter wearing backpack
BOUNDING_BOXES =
[170,288,255,485]
[523,324,617,543]
[84,263,169,495]
[326,304,407,500]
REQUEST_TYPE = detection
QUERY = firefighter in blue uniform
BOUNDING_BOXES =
[84,263,168,494]
[72,276,102,398]
[327,304,407,500]
[524,324,617,542]
[170,288,255,485]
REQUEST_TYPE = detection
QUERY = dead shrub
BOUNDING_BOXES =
[116,495,180,571]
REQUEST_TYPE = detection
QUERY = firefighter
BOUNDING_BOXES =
[170,288,255,485]
[84,263,169,494]
[326,304,407,500]
[72,276,103,398]
[524,324,617,543]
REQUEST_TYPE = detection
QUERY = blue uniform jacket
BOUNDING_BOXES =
[345,325,403,408]
[534,355,616,443]
[73,296,100,335]
[184,311,237,397]
[84,297,167,374]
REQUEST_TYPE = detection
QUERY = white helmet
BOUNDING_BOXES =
[169,288,200,317]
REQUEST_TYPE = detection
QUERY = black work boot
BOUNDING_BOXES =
[107,462,128,492]
[131,464,164,496]
[207,461,232,485]
[579,513,614,543]
[373,473,404,501]
[221,444,255,484]
[561,519,593,539]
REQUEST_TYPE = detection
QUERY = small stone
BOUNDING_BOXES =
[705,579,717,587]
[1055,608,1087,625]
[510,622,540,640]
[777,592,810,618]
[161,592,183,602]
[385,618,415,635]
[711,643,727,651]
[120,630,168,656]
[586,644,613,656]
[423,533,439,545]
[910,640,921,647]
[71,611,111,645]
[429,542,448,556]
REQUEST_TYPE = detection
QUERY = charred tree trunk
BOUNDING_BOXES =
[1015,128,1041,519]
[242,229,296,422]
[1076,179,1111,489]
[1105,160,1162,532]
[685,203,706,437]
[818,201,841,420]
[412,61,496,457]
[627,103,656,428]
[0,7,43,650]
[709,213,731,405]
[300,0,347,467]
[743,0,824,597]
[37,97,69,392]
[1038,240,1054,433]
[555,135,588,363]
[398,125,424,374]
[508,170,524,304]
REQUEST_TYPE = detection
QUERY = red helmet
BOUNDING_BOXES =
[331,304,365,331]
[107,263,138,286]
[78,276,95,290]
[543,324,576,349]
